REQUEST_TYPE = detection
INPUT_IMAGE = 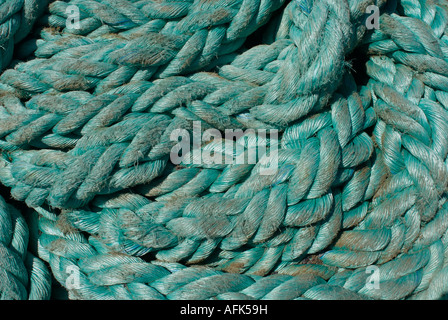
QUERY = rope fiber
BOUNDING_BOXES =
[1,0,448,300]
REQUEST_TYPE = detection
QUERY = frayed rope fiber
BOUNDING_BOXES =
[1,0,448,300]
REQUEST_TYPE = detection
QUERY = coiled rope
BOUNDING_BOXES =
[0,0,49,71]
[1,0,448,300]
[0,194,51,299]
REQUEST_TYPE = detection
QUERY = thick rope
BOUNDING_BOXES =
[1,0,448,300]
[0,193,51,299]
[0,0,49,71]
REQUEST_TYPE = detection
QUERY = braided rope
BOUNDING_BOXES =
[1,0,448,300]
[0,193,51,299]
[0,0,49,71]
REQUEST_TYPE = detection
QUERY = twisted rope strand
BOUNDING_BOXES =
[1,0,448,300]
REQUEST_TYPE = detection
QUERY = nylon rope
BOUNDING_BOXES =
[0,0,448,300]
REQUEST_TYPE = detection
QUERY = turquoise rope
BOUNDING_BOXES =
[0,0,49,71]
[1,0,448,300]
[0,194,51,299]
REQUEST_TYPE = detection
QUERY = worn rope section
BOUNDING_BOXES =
[0,0,448,300]
[0,193,51,299]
